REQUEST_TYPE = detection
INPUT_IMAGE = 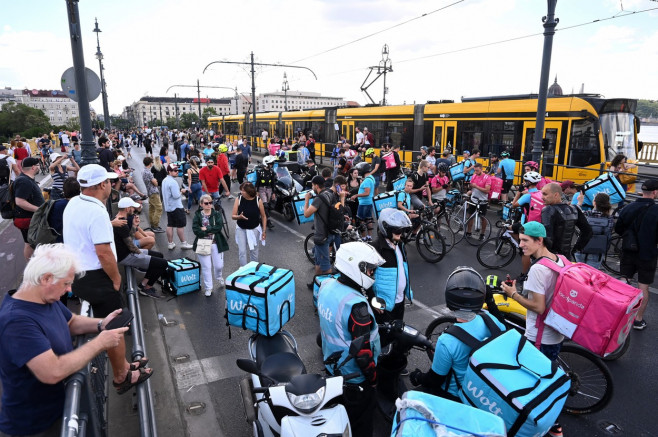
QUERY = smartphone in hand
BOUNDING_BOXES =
[104,308,134,330]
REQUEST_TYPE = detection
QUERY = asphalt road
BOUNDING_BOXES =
[2,145,657,437]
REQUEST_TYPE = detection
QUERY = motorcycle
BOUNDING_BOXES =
[270,164,302,222]
[236,330,364,437]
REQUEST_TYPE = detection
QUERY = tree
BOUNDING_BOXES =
[65,117,81,132]
[112,117,130,131]
[179,112,199,129]
[165,116,179,129]
[201,107,218,126]
[637,100,658,119]
[0,102,51,141]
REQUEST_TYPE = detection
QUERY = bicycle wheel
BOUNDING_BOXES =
[304,233,316,264]
[219,205,230,238]
[602,235,622,276]
[424,316,456,361]
[437,222,456,253]
[464,215,492,246]
[446,209,465,245]
[559,343,614,415]
[476,236,516,269]
[416,227,446,263]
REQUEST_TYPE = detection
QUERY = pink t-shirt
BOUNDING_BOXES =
[470,173,491,202]
[431,175,449,188]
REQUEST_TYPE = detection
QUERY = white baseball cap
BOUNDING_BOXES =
[77,164,118,187]
[117,155,125,161]
[50,152,62,160]
[117,197,141,208]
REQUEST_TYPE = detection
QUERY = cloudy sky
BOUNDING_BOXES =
[1,0,657,115]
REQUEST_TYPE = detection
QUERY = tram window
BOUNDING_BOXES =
[384,121,414,150]
[423,121,434,147]
[364,121,385,148]
[488,121,522,159]
[457,121,484,155]
[569,119,600,167]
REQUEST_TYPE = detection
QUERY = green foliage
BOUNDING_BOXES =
[0,102,51,139]
[201,107,218,126]
[165,116,179,129]
[111,117,130,131]
[65,117,80,132]
[637,100,658,119]
[147,118,164,128]
[179,112,200,129]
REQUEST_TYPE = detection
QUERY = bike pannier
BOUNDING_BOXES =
[537,255,643,357]
[166,257,201,295]
[374,190,398,218]
[391,390,506,437]
[225,262,295,336]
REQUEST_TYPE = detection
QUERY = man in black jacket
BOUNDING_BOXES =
[615,179,658,330]
[540,183,592,258]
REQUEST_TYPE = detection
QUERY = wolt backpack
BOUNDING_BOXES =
[526,191,544,222]
[27,200,59,246]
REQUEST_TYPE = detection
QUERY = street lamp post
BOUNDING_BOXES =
[531,0,559,167]
[93,18,111,131]
[282,72,289,111]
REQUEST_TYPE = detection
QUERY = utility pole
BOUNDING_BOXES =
[93,18,111,131]
[197,79,202,129]
[282,72,289,111]
[159,101,163,127]
[360,45,393,105]
[65,0,98,165]
[532,0,559,167]
[174,93,179,129]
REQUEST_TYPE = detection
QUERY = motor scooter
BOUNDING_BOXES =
[236,330,364,437]
[270,164,301,222]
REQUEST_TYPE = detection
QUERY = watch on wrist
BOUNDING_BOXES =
[97,320,103,332]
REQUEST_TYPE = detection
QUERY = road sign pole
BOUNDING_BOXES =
[65,0,98,165]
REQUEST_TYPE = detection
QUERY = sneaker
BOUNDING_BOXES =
[180,242,193,250]
[633,319,647,330]
[217,278,225,288]
[478,234,485,241]
[267,221,275,230]
[228,194,235,200]
[400,368,410,377]
[204,289,212,297]
[167,242,176,250]
[465,232,472,238]
[365,235,372,242]
[306,282,313,291]
[138,285,161,299]
[548,424,563,437]
[152,226,165,233]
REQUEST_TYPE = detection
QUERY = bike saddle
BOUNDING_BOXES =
[254,333,299,369]
[259,352,306,387]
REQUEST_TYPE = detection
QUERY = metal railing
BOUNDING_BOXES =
[638,142,658,163]
[125,267,158,437]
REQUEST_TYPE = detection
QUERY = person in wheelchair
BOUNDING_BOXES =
[409,267,506,400]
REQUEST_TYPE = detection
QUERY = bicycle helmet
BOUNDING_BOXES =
[334,242,385,290]
[263,155,277,166]
[365,147,375,157]
[523,171,541,184]
[378,208,412,240]
[524,160,539,171]
[355,161,371,176]
[500,151,510,158]
[437,162,449,173]
[218,144,228,153]
[445,266,486,315]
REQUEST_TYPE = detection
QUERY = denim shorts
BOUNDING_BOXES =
[314,234,336,271]
[540,342,562,362]
[356,204,373,220]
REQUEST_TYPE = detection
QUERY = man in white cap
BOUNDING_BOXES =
[162,164,193,250]
[63,164,153,394]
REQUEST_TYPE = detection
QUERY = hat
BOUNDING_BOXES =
[166,164,178,172]
[130,193,143,203]
[0,145,7,152]
[560,180,576,190]
[521,221,547,238]
[463,150,470,156]
[642,179,658,191]
[311,175,325,187]
[77,164,118,187]
[21,157,40,169]
[118,197,140,209]
[117,155,125,161]
[421,146,428,151]
[49,152,62,160]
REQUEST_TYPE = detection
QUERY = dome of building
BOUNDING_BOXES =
[548,76,563,96]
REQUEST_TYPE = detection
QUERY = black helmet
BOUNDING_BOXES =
[355,161,371,176]
[437,162,449,173]
[445,266,486,313]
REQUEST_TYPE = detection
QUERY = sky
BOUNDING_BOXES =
[1,0,657,116]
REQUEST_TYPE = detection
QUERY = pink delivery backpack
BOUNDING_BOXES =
[536,255,643,357]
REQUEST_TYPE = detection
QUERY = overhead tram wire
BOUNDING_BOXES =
[320,4,658,78]
[286,0,465,65]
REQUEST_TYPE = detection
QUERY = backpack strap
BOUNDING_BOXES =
[532,254,568,348]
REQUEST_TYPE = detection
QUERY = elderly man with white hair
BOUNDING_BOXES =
[0,244,144,437]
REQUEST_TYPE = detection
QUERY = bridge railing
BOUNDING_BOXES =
[638,142,658,163]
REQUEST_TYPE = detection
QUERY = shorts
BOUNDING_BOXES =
[72,269,123,318]
[356,204,373,221]
[539,342,562,362]
[229,160,236,170]
[167,208,187,228]
[314,234,336,271]
[119,249,151,270]
[467,202,488,216]
[620,253,657,285]
[502,179,514,194]
[372,174,381,188]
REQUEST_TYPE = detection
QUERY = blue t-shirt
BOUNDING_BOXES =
[396,191,411,210]
[499,158,516,180]
[358,175,376,206]
[431,313,506,398]
[0,294,73,435]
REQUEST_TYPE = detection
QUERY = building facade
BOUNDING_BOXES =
[125,96,234,127]
[254,90,347,112]
[0,88,92,125]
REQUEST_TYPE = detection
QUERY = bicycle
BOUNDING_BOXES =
[476,205,523,269]
[407,206,447,263]
[304,223,365,265]
[450,196,492,246]
[602,233,622,276]
[212,196,230,238]
[429,198,463,250]
[424,282,614,415]
[38,155,50,176]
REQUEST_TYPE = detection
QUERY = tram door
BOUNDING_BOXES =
[431,121,457,154]
[237,122,244,141]
[284,121,293,141]
[522,121,562,180]
[341,121,355,144]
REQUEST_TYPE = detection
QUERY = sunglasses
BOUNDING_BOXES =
[202,201,213,205]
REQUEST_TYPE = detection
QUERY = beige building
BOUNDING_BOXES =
[254,90,347,112]
[125,96,233,127]
[0,88,90,125]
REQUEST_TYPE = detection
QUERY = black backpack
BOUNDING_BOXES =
[27,200,60,246]
[316,191,346,234]
[0,157,10,185]
[581,215,612,255]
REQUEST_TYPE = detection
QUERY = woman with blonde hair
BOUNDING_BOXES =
[193,194,229,296]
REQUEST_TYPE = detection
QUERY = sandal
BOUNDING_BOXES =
[114,367,153,395]
[129,357,149,371]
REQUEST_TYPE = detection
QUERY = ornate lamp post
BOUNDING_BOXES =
[93,18,111,131]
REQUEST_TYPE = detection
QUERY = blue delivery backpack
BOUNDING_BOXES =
[392,175,408,192]
[445,189,462,208]
[582,172,626,206]
[246,170,257,184]
[391,390,506,437]
[456,328,570,437]
[166,257,201,295]
[293,190,315,225]
[312,273,341,309]
[449,161,466,182]
[374,190,398,218]
[225,262,295,336]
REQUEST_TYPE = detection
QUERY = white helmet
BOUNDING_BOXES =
[334,242,385,290]
[524,171,541,184]
[263,155,277,166]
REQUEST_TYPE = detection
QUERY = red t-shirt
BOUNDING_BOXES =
[199,165,223,193]
[14,147,29,161]
[217,154,230,176]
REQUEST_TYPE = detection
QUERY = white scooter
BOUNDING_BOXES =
[236,330,364,437]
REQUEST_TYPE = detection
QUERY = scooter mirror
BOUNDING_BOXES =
[236,359,259,375]
[348,335,367,358]
[324,351,343,366]
[371,297,386,311]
